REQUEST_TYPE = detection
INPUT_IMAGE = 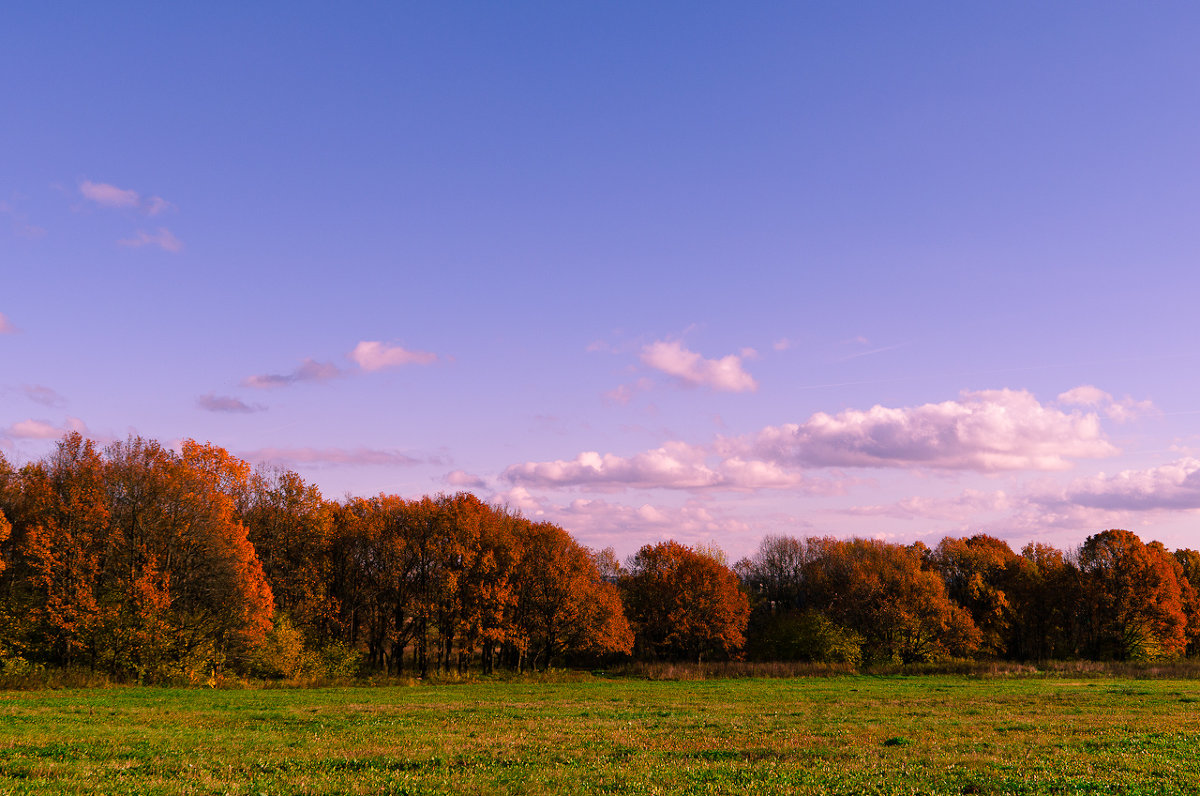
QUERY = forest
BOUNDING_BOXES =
[0,432,1197,683]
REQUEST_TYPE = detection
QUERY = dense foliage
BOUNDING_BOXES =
[1,433,1199,681]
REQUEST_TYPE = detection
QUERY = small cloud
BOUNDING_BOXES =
[243,358,344,389]
[773,338,792,352]
[640,340,757,393]
[349,341,437,371]
[1057,385,1155,423]
[118,227,183,253]
[445,470,488,489]
[0,313,17,334]
[79,180,174,216]
[80,180,140,209]
[22,385,65,407]
[5,417,87,440]
[197,393,266,414]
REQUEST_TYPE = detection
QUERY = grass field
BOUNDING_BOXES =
[1,675,1199,794]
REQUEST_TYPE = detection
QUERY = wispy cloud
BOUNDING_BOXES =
[0,200,46,239]
[21,385,65,407]
[349,340,437,371]
[241,446,424,467]
[835,342,909,362]
[118,227,183,253]
[197,393,266,414]
[243,358,344,389]
[0,313,17,334]
[640,340,758,392]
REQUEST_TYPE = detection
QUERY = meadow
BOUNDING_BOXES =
[1,674,1199,795]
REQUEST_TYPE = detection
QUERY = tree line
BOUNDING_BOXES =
[0,433,1196,682]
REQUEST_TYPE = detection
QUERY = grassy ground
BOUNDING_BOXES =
[1,675,1199,794]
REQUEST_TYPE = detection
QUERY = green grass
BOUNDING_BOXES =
[1,675,1200,794]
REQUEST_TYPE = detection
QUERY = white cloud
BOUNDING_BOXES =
[4,417,87,440]
[118,227,183,252]
[197,393,266,414]
[739,388,1116,472]
[445,470,488,489]
[640,340,757,392]
[243,358,344,389]
[502,441,843,494]
[1055,458,1200,511]
[1057,385,1155,423]
[349,341,437,371]
[0,313,17,334]
[80,180,140,209]
[79,180,174,216]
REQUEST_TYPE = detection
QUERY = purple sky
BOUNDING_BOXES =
[4,3,1200,559]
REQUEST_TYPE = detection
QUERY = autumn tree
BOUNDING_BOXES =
[621,540,749,662]
[930,535,1021,657]
[1174,549,1200,656]
[1077,530,1189,660]
[102,437,274,679]
[804,537,980,664]
[1005,542,1080,660]
[510,520,631,670]
[244,466,335,641]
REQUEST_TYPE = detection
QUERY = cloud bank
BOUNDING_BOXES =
[241,446,424,467]
[740,388,1116,472]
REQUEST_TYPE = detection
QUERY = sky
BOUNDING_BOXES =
[4,2,1200,560]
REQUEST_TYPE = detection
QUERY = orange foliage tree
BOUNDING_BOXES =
[510,521,631,670]
[1077,529,1191,660]
[930,535,1021,657]
[622,540,749,662]
[805,537,980,664]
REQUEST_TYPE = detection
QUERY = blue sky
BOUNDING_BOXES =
[4,3,1200,559]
